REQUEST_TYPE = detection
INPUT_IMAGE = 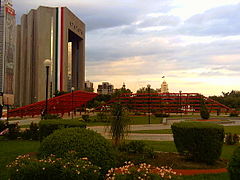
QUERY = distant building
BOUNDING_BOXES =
[84,80,94,92]
[158,80,169,93]
[97,82,114,95]
[0,0,16,105]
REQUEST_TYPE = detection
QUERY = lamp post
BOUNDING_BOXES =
[71,87,75,119]
[147,84,151,124]
[179,90,182,118]
[44,59,51,118]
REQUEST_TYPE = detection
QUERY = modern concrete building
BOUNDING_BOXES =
[97,82,114,95]
[15,6,85,106]
[0,0,16,105]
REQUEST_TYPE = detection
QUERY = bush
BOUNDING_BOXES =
[7,151,100,180]
[200,104,210,119]
[0,120,7,131]
[154,113,170,117]
[230,112,239,117]
[225,133,239,145]
[171,122,224,164]
[6,123,20,140]
[21,122,39,140]
[39,128,116,173]
[39,119,86,141]
[228,146,240,180]
[82,115,90,122]
[96,112,109,122]
[119,141,154,156]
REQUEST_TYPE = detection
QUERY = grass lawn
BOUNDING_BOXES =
[0,140,40,180]
[224,126,240,134]
[0,139,237,180]
[131,125,240,135]
[141,140,239,161]
[131,129,173,134]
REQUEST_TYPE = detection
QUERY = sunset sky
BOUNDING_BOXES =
[13,0,240,96]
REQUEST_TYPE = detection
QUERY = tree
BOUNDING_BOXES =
[136,87,157,94]
[109,103,130,146]
[112,86,132,98]
[209,90,240,109]
[200,97,210,119]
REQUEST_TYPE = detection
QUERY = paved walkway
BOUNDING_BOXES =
[5,117,240,141]
[88,124,173,141]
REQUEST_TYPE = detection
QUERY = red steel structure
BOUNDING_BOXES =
[7,91,97,118]
[98,93,233,114]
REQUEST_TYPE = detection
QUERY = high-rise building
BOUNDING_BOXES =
[0,0,16,105]
[97,82,114,95]
[15,6,85,106]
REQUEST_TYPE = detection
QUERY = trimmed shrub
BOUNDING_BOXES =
[82,114,90,122]
[119,141,154,155]
[171,122,224,164]
[200,104,210,119]
[39,128,116,173]
[39,119,86,141]
[0,120,6,131]
[230,112,239,117]
[7,152,100,180]
[228,146,240,180]
[21,122,39,140]
[154,113,170,117]
[96,112,109,122]
[225,133,239,145]
[7,123,20,140]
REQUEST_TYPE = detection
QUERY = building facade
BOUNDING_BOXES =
[15,6,85,106]
[84,80,94,92]
[160,80,169,93]
[0,0,16,105]
[97,82,114,95]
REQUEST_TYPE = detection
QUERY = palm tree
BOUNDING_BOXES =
[109,103,130,146]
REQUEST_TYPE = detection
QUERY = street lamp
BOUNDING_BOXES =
[179,90,182,118]
[44,59,51,118]
[71,87,75,119]
[147,84,151,124]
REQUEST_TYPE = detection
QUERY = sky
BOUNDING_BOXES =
[13,0,240,96]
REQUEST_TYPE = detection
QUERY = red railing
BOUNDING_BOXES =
[7,90,97,118]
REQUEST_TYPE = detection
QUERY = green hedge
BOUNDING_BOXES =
[228,146,240,180]
[171,122,224,164]
[39,128,116,173]
[39,119,86,141]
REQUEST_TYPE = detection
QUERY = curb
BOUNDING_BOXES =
[173,168,227,175]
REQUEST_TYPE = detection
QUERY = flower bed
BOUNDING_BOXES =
[105,162,180,180]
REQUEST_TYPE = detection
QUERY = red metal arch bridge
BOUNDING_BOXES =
[97,93,234,114]
[6,92,235,118]
[7,90,97,118]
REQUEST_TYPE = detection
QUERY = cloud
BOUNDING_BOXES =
[138,15,180,27]
[13,0,173,31]
[178,3,240,36]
